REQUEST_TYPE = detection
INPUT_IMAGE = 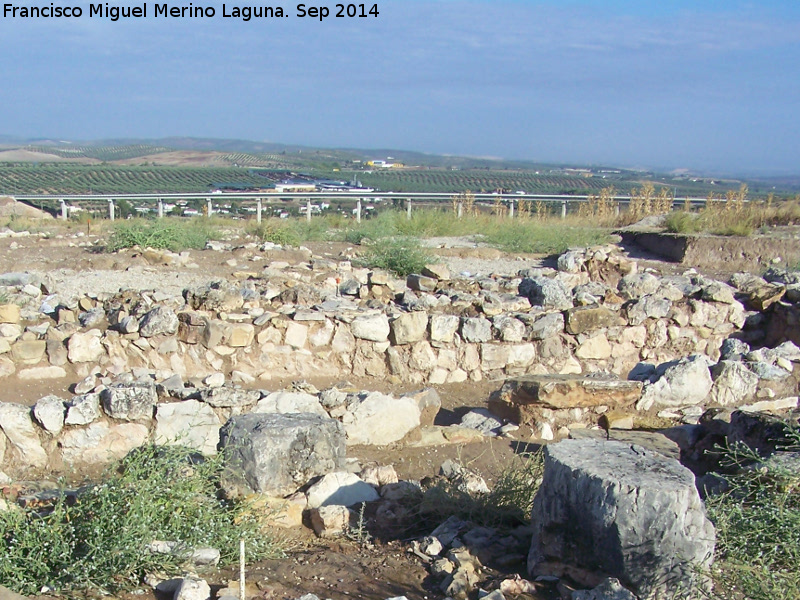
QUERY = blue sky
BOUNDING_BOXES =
[1,0,798,174]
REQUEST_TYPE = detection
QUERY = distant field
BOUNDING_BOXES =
[355,169,617,194]
[23,144,174,162]
[0,142,778,198]
[0,164,278,195]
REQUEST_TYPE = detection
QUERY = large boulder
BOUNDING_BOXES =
[529,439,715,600]
[342,392,421,446]
[65,393,101,425]
[623,295,672,326]
[636,355,713,411]
[707,360,759,407]
[489,375,642,428]
[219,412,345,497]
[32,395,66,435]
[526,312,565,340]
[154,400,221,456]
[67,330,105,363]
[430,314,460,343]
[520,277,573,310]
[460,317,492,343]
[618,272,660,300]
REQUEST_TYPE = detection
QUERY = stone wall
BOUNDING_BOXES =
[1,243,799,475]
[0,246,759,387]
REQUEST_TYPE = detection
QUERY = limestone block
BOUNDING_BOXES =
[529,439,715,600]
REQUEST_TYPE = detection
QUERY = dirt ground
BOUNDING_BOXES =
[0,222,762,600]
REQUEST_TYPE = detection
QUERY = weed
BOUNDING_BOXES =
[418,450,544,529]
[0,445,284,595]
[106,218,214,252]
[346,502,372,546]
[359,237,431,277]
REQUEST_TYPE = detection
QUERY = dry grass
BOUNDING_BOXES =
[666,188,800,236]
[578,186,620,225]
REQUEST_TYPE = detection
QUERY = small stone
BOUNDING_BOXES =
[33,395,66,434]
[407,274,437,292]
[67,330,104,363]
[64,393,101,425]
[461,317,492,343]
[203,372,225,388]
[422,264,451,281]
[101,382,157,421]
[310,505,351,537]
[391,312,429,345]
[10,340,46,364]
[350,314,390,342]
[306,471,380,508]
[0,402,48,468]
[0,303,21,324]
[173,576,211,600]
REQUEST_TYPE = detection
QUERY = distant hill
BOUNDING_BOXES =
[0,136,635,172]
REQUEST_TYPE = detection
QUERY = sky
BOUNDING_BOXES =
[1,0,799,174]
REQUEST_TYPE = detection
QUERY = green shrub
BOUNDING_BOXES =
[0,445,283,595]
[248,217,342,246]
[249,220,302,246]
[360,237,431,277]
[704,432,800,600]
[107,218,213,252]
[665,211,703,234]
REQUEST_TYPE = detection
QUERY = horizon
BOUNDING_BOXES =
[1,1,798,176]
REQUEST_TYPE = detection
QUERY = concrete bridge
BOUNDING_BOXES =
[10,191,708,222]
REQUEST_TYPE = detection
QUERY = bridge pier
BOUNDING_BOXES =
[509,199,514,219]
[407,199,412,220]
[257,198,262,224]
[561,201,567,219]
[60,199,68,221]
[356,199,361,223]
[158,199,164,218]
[306,199,312,222]
[207,198,212,217]
[108,200,115,222]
